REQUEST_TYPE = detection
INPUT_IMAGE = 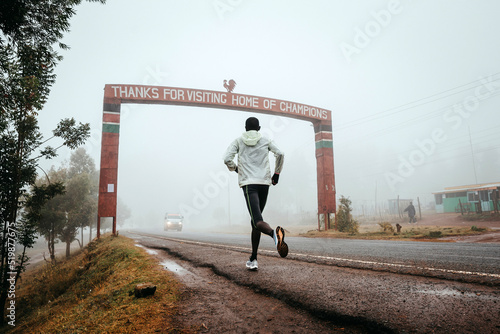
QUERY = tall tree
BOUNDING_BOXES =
[35,167,68,262]
[18,182,65,280]
[61,148,97,255]
[58,173,92,257]
[35,149,97,260]
[0,0,105,325]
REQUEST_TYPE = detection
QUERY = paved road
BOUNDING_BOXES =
[127,230,500,333]
[135,228,500,284]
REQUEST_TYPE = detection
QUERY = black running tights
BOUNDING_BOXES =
[242,184,273,261]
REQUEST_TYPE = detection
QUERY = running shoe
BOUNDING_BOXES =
[276,226,288,258]
[246,259,258,270]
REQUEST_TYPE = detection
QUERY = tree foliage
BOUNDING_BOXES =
[58,148,97,256]
[31,148,97,261]
[337,196,359,234]
[0,0,105,325]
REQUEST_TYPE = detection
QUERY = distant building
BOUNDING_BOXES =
[433,182,500,213]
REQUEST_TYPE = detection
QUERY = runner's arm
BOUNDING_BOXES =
[223,140,239,172]
[269,141,284,174]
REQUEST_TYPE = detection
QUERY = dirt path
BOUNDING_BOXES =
[139,246,362,333]
[407,212,500,242]
[413,212,500,228]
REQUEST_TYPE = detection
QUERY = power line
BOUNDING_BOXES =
[336,89,500,146]
[335,72,500,130]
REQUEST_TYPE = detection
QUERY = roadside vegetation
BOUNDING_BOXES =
[0,0,106,324]
[302,222,493,241]
[461,212,500,222]
[336,196,359,234]
[2,235,181,334]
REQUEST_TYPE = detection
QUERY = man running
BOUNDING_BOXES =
[223,117,288,271]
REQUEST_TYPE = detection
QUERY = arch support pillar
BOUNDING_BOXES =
[97,102,121,237]
[314,121,336,230]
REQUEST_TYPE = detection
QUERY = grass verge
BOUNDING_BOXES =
[3,234,181,334]
[301,224,493,241]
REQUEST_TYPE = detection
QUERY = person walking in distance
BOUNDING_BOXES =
[404,201,416,223]
[223,117,288,271]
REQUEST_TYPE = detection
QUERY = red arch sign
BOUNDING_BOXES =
[97,84,336,236]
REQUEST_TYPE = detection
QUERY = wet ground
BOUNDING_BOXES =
[128,232,500,334]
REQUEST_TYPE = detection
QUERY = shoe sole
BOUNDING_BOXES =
[276,226,288,258]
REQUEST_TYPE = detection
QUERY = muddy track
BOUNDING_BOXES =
[150,243,392,333]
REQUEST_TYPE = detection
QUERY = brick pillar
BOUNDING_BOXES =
[314,121,336,231]
[97,102,121,237]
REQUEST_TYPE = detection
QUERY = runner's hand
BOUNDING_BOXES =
[272,173,279,185]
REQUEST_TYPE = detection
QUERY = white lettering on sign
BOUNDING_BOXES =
[279,102,328,119]
[163,88,185,100]
[263,99,277,109]
[186,90,228,104]
[111,86,159,99]
[107,85,329,121]
[232,95,259,108]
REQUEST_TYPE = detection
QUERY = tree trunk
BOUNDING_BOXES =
[66,241,71,259]
[0,288,7,325]
[80,225,84,249]
[49,229,56,263]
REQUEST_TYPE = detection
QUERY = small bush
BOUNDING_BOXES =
[471,225,485,232]
[378,222,394,233]
[429,231,442,238]
[337,196,359,234]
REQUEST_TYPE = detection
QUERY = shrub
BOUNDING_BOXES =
[429,231,442,238]
[378,222,394,233]
[337,196,359,234]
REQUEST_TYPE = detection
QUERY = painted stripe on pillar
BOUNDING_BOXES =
[315,131,333,141]
[103,103,121,113]
[103,113,120,123]
[103,123,120,133]
[314,123,332,133]
[315,140,333,149]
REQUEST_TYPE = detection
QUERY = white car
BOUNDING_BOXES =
[164,213,183,231]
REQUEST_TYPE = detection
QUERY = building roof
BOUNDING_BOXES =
[433,182,500,194]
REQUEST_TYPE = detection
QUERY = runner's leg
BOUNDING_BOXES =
[254,185,273,237]
[243,185,273,260]
[250,227,261,261]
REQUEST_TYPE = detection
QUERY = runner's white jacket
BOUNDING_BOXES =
[224,130,284,187]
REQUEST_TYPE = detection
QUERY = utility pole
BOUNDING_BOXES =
[468,126,478,184]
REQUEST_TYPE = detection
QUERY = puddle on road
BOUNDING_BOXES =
[416,288,499,301]
[135,242,196,280]
[135,243,158,255]
[160,260,192,276]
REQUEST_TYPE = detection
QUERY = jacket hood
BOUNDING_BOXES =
[241,130,262,146]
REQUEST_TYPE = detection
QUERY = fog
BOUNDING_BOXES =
[37,1,500,231]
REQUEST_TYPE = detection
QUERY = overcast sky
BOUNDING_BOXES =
[37,0,500,228]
